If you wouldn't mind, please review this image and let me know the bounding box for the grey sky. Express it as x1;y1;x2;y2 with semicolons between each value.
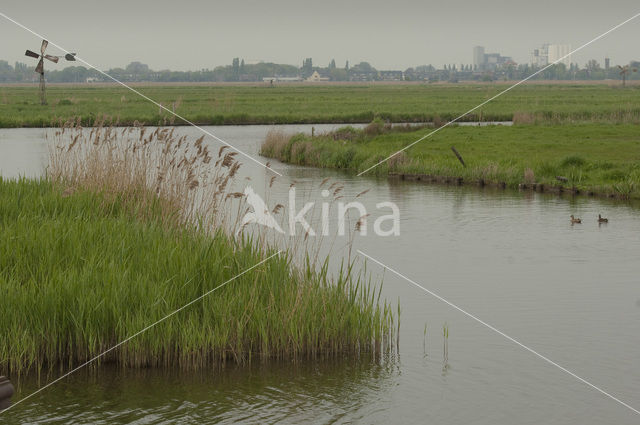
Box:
1;0;638;71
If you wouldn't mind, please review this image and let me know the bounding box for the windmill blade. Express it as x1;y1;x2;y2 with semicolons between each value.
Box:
64;53;76;61
44;54;59;63
25;49;40;59
35;58;44;74
40;39;48;54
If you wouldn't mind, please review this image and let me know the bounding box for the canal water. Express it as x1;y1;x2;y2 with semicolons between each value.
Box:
1;125;639;424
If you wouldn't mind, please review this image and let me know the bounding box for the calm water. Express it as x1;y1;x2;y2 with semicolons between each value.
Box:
1;125;639;424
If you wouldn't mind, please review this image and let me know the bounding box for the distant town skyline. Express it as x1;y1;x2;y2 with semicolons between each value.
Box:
1;0;638;72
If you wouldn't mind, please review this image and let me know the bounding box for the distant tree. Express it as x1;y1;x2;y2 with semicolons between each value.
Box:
503;63;516;80
586;59;600;71
126;61;149;74
232;58;240;81
351;62;375;73
329;59;336;69
328;68;348;81
125;61;150;81
403;67;414;81
345;60;349;71
0;60;13;82
15;61;30;74
302;58;313;77
49;66;91;83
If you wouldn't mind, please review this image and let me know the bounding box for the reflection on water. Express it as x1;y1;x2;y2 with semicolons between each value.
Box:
7;358;398;425
0;128;50;178
1;125;640;424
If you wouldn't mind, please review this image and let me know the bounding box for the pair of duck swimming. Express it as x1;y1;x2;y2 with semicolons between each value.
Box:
570;214;608;224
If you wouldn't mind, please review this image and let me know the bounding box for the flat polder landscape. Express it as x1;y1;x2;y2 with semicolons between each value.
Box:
3;82;640;198
1;80;640;424
1;82;639;127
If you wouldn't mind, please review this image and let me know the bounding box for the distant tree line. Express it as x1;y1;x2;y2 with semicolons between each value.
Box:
0;57;637;84
405;61;640;83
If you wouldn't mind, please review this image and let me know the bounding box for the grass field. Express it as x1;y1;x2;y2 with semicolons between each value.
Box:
260;123;640;199
1;83;640;127
0;124;395;375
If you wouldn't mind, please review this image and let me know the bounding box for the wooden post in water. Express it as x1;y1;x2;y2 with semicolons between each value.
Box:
450;146;466;168
0;376;14;410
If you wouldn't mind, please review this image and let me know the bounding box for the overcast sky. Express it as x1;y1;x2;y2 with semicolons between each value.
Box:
1;0;638;71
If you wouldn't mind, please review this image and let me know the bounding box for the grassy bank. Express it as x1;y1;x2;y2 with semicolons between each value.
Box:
261;123;640;199
0;124;394;375
1;83;640;127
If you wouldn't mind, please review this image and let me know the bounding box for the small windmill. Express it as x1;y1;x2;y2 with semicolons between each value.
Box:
24;40;76;105
618;65;637;88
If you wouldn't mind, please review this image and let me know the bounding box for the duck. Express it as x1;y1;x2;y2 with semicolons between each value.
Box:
0;375;14;410
598;214;608;223
570;215;582;224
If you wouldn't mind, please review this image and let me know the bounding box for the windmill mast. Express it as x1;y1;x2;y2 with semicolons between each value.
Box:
24;40;76;105
39;73;46;105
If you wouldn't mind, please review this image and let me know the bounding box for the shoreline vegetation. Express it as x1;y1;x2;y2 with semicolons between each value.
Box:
260;121;640;200
1;83;640;128
0;121;395;375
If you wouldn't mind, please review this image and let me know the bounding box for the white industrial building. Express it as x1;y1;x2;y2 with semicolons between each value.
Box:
532;44;572;67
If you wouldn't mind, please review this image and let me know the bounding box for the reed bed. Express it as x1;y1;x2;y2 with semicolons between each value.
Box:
48;117;251;235
0;120;395;375
512;109;640;125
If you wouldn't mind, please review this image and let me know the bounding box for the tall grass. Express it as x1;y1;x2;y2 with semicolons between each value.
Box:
48;117;243;233
0;120;395;375
512;109;640;125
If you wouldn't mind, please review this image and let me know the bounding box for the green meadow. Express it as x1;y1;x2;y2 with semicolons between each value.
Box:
1;83;640;127
260;123;640;199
